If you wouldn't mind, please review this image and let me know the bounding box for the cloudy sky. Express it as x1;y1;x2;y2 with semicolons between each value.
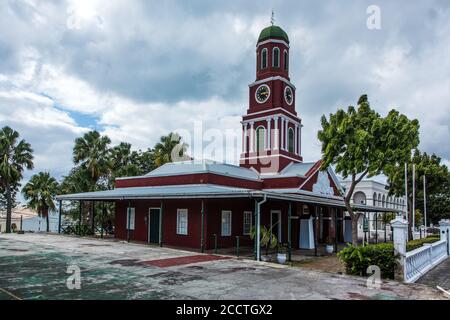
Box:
1;0;449;191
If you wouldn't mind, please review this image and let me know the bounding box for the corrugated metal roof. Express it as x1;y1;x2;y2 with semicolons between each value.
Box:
116;160;261;181
260;162;316;178
56;184;254;201
56;183;400;213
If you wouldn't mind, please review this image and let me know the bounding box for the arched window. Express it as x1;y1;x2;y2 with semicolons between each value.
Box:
288;127;294;153
373;192;377;206
256;126;265;152
261;48;268;69
378;194;381;207
354;191;366;205
382;195;386;207
284;50;288;71
272;47;280;68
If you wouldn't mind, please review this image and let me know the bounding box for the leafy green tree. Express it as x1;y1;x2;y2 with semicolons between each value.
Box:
153;132;190;167
386;149;450;225
318;95;419;245
22;172;59;232
0;126;34;233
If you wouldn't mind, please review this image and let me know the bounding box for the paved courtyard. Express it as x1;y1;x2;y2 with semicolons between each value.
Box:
0;233;446;300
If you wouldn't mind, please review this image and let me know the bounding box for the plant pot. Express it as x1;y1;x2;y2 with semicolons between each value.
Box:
277;253;287;264
325;244;334;254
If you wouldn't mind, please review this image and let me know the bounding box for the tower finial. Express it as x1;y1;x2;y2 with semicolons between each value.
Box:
271;9;275;26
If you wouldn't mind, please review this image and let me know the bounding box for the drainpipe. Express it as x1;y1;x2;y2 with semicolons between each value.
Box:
256;193;267;262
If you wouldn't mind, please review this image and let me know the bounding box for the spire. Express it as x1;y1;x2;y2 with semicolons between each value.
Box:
271;9;275;26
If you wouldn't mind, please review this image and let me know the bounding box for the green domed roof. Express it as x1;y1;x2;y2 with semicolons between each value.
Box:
258;25;289;44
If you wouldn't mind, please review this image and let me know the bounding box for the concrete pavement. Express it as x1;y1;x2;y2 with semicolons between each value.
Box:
0;233;446;300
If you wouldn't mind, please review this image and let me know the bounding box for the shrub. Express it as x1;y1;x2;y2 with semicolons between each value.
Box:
406;235;440;252
337;243;397;279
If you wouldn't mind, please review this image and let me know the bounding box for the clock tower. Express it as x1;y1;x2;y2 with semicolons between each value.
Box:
240;25;303;174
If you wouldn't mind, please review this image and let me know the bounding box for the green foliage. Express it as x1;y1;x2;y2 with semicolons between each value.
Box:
317;95;419;245
22;172;59;232
153;132;190;167
250;225;278;255
386;149;450;224
337;243;398;279
0;126;34;233
406;235;440;252
73;130;112;184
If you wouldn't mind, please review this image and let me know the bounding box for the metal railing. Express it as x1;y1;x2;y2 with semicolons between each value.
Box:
404;239;448;283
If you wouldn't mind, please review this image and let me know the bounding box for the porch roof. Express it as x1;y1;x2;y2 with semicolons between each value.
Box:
56;184;255;201
56;184;401;213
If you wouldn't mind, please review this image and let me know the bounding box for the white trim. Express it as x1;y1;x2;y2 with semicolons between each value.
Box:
261;48;268;70
257;39;289;48
249;122;255;153
255;84;270;104
241;153;302;162
243;107;302;122
249;76;296;90
176;209;188;235
255;125;266;152
272;47;280;68
294;124;298;155
280;118;285;151
274;116;279;150
288;127;295;153
283;49;289;71
221;210;232;236
284;86;293;105
148;207;160;243
266;118;271;150
243;211;252;235
242;112;301;127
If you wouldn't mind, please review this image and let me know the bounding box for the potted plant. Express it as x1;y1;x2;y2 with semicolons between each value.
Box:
250;225;278;261
276;243;288;264
325;236;334;254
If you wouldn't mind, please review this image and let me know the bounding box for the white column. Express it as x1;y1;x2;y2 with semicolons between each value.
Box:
298;124;302;155
294;124;298;155
391;217;408;281
243;123;248;153
249;122;254;153
284;118;289;151
266;118;271;150
274;117;279;150
280;118;285;150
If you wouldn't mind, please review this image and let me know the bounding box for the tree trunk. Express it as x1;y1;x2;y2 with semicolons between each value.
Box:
344;198;360;246
351;216;359;246
44;206;50;232
5;183;12;233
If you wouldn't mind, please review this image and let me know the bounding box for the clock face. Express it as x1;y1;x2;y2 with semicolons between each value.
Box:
255;84;270;103
284;86;293;105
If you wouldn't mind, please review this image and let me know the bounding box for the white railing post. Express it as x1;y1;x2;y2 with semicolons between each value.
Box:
391;217;408;281
439;219;450;256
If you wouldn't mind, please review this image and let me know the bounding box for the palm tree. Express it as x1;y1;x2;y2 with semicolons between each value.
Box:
0;126;34;233
22;172;59;232
153;132;190;167
73;130;111;187
73;131;111;227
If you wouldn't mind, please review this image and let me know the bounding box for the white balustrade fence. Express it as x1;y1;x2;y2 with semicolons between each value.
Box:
404;239;448;283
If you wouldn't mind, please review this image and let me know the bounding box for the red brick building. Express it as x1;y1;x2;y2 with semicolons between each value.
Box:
57;25;386;259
